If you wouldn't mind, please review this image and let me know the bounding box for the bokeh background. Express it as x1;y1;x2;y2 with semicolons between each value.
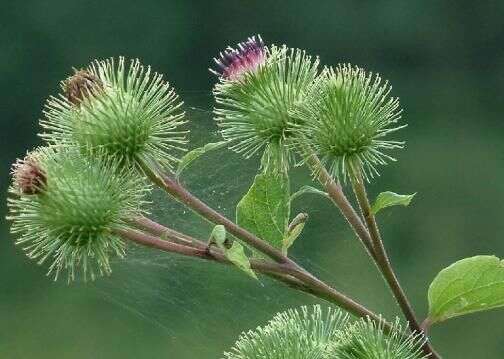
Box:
2;1;504;358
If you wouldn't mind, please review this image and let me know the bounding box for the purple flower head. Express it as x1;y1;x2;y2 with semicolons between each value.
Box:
212;35;266;81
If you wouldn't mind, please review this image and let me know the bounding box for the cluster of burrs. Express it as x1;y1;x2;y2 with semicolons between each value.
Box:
8;57;183;281
6;34;433;359
7;35;404;280
212;35;403;180
224;305;427;359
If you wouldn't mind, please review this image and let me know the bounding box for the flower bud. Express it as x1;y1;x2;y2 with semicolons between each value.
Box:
212;36;319;171
224;305;348;359
212;35;266;81
41;57;187;170
327;318;427;359
7;147;149;282
296;64;405;182
11;153;47;195
62;69;103;105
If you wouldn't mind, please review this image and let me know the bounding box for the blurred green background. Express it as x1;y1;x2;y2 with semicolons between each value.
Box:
2;1;504;358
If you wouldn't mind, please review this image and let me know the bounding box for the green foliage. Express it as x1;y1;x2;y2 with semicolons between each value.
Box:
291;185;330;202
210;224;227;244
225;242;258;280
295;64;405;182
7;147;148;282
41;57;187;170
282;212;308;254
327;318;427;359
210;225;257;280
427;255;504;324
371;191;415;215
223;305;349;359
213;43;319;170
176;141;227;177
236;170;290;251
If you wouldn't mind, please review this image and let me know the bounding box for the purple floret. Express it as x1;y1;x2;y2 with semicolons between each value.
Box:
213;35;266;80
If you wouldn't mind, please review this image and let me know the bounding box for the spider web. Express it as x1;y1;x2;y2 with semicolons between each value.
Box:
89;98;368;358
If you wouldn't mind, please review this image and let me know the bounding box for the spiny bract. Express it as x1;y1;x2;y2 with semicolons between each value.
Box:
41;57;187;170
223;305;349;359
295;64;405;183
326;318;427;359
213;36;319;172
7;147;149;282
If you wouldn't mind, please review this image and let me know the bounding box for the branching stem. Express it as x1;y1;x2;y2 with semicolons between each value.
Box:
303;152;376;258
350;170;420;328
137;160;390;325
115;224;388;328
140;160;288;264
139;158;439;357
350;171;440;358
304;152;440;358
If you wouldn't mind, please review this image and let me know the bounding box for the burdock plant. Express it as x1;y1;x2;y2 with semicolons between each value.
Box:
7;36;504;358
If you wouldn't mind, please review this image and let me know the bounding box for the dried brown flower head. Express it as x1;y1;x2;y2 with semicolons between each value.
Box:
12;154;47;195
62;69;103;105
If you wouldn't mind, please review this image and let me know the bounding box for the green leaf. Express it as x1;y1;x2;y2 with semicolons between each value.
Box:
210;225;227;246
210;225;257;280
225;242;258;280
427;255;504;324
236;171;290;250
176;141;227;177
282;213;308;254
290;185;329;202
370;191;416;215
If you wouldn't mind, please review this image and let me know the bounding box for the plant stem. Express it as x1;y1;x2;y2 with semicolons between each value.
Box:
350;170;439;358
138;160;437;354
115;227;289;275
350;172;420;329
124;222;306;289
131;216;204;248
140;160;288;264
115;225;388;328
303;153;439;357
303;153;376;258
